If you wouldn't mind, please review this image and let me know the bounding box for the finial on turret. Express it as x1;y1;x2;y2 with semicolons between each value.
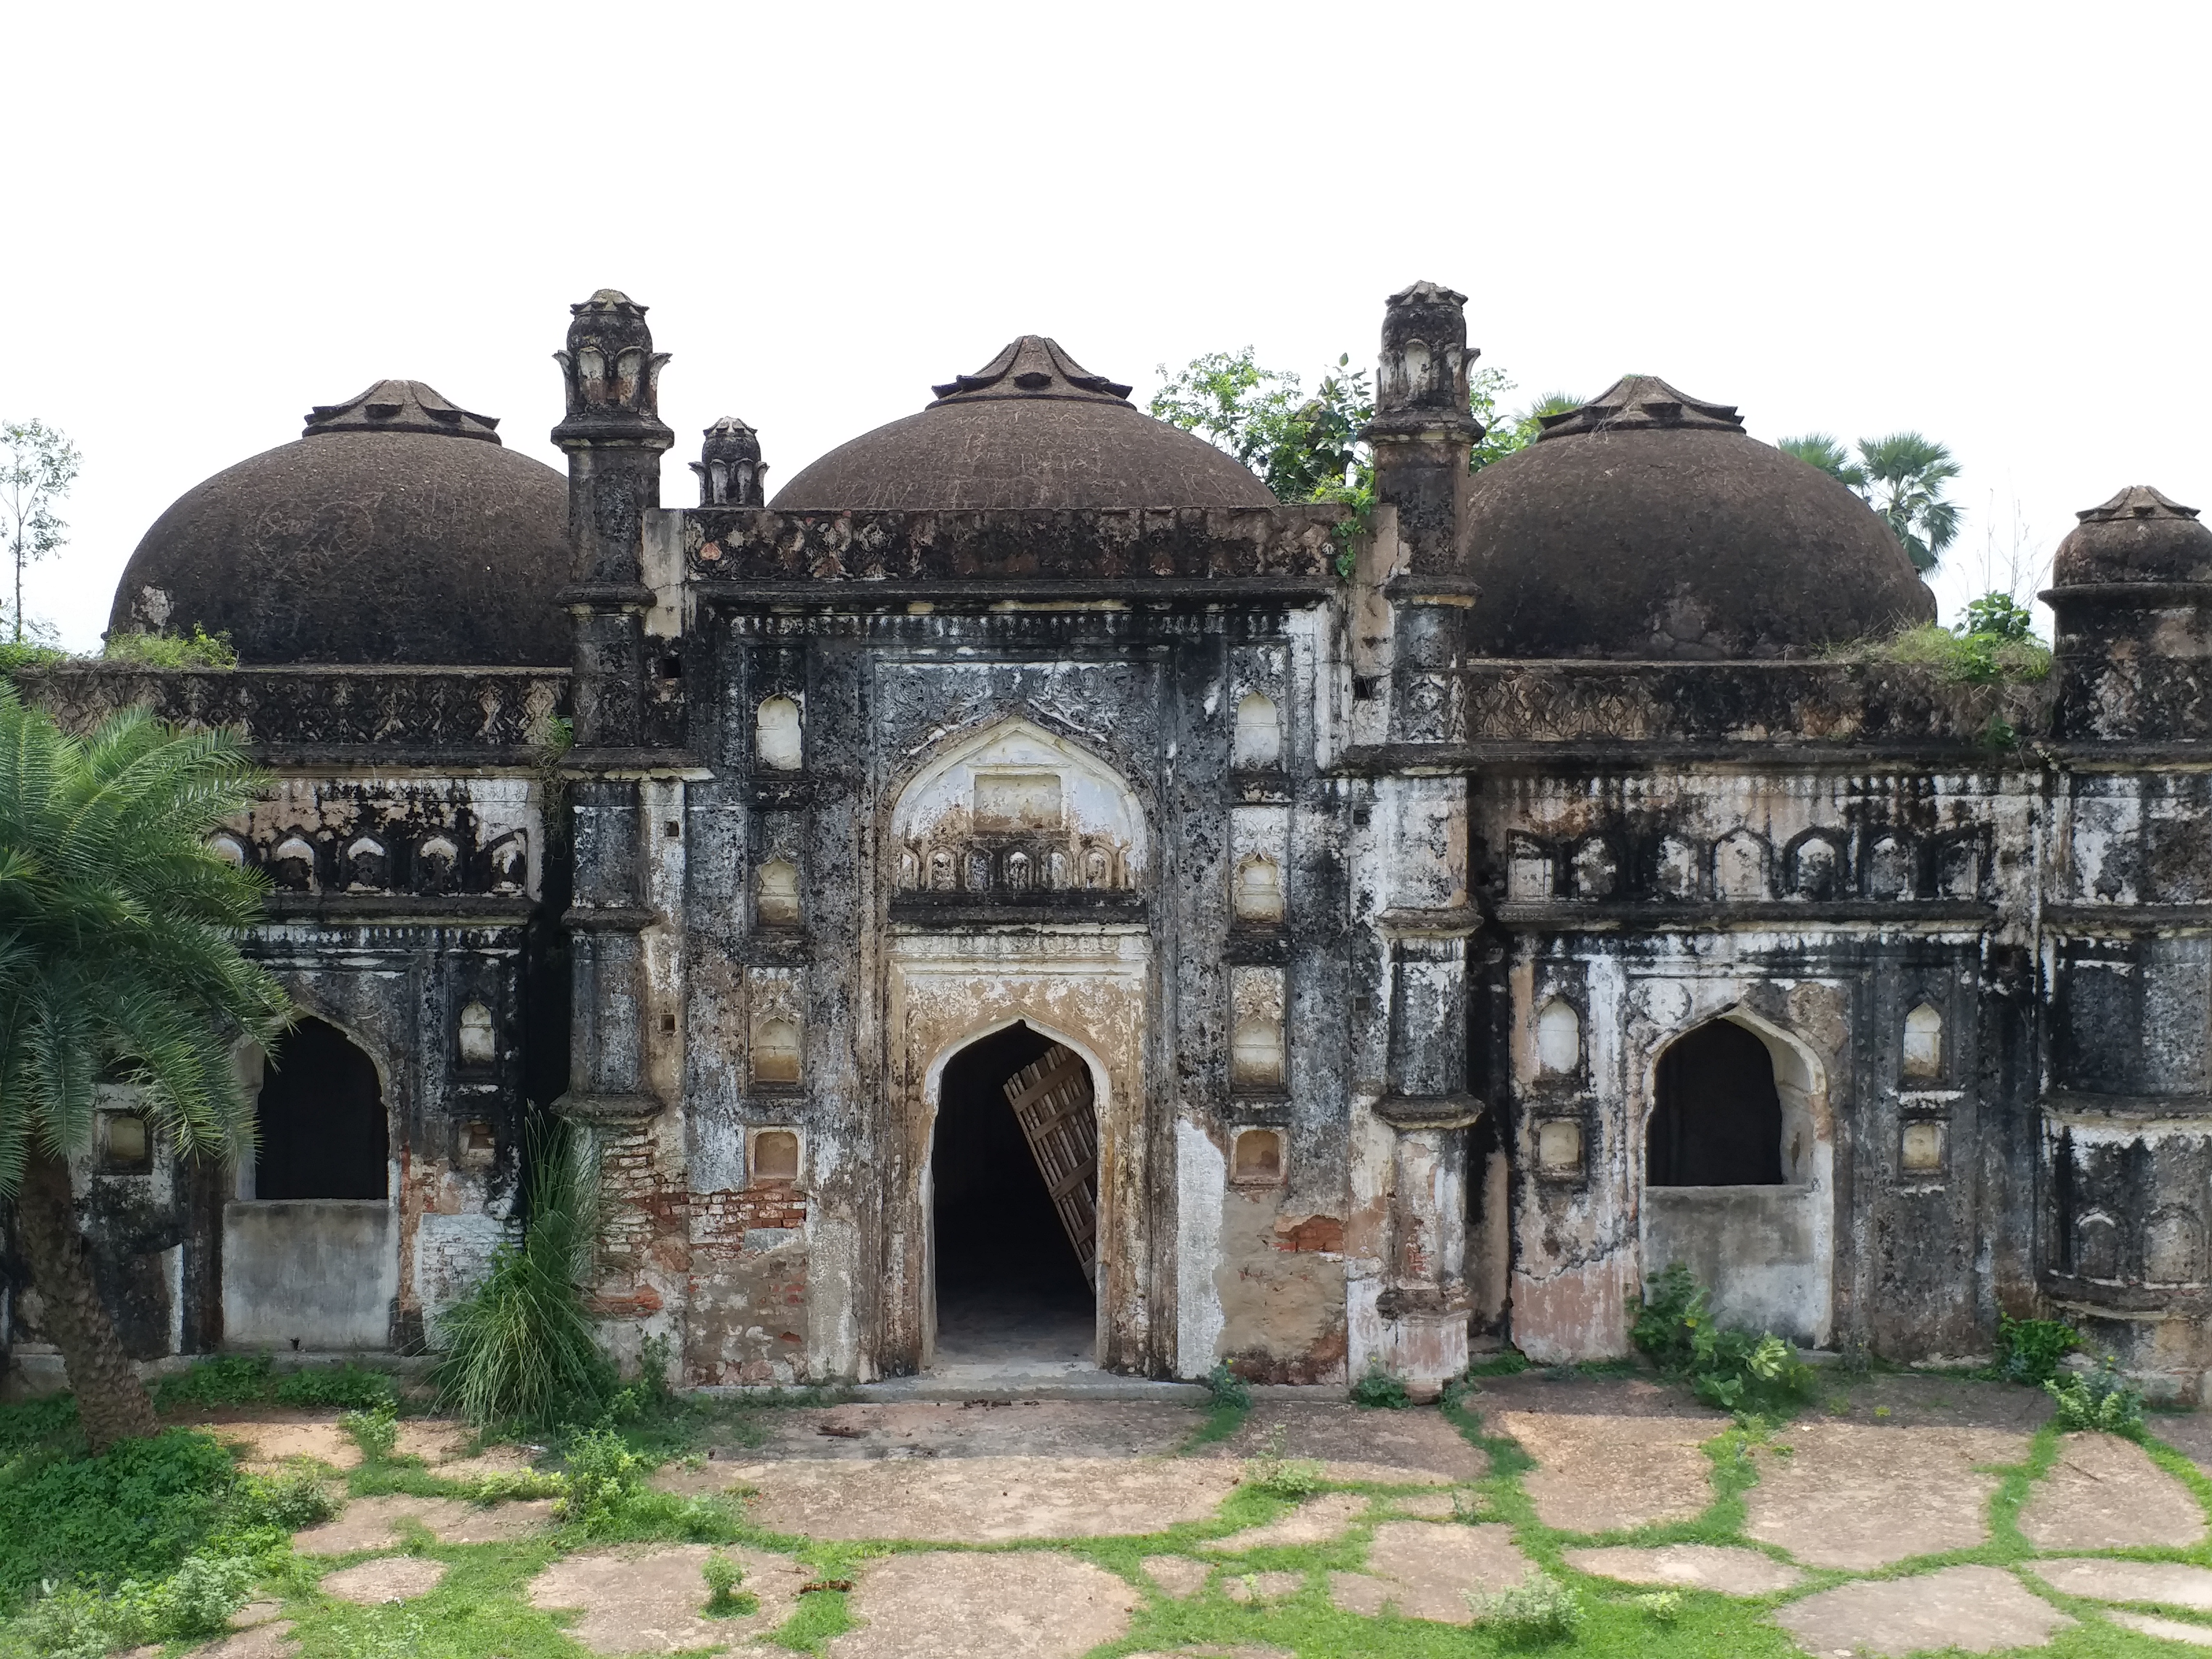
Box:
552;288;673;448
1367;280;1480;440
692;416;767;507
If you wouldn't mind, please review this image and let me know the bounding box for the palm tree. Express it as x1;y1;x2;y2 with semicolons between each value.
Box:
1779;433;1868;492
0;685;289;1450
1856;432;1961;573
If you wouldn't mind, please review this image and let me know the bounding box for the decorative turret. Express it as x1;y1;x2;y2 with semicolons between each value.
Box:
692;416;768;507
2047;486;2212;741
553;289;673;445
1358;281;1480;746
1369;280;1480;442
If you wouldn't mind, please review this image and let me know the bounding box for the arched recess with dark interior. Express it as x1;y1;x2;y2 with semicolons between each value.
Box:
1648;1021;1784;1187
255;1018;389;1199
929;1021;1099;1368
1639;1013;1834;1347
221;1017;401;1352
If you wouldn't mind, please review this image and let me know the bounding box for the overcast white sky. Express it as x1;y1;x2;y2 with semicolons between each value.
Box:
7;1;2207;649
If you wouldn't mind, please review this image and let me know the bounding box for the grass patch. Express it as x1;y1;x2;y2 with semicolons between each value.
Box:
761;1584;855;1653
152;1354;401;1413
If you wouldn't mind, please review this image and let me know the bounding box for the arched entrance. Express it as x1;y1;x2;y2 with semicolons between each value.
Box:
930;1021;1099;1370
1640;1012;1833;1346
223;1017;399;1350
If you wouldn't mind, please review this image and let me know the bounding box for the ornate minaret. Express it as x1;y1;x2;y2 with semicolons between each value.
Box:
1342;282;1486;1395
552;290;676;1131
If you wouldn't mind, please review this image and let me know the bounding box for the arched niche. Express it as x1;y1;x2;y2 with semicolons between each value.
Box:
757;857;801;927
889;717;1147;895
1233;692;1283;770
756;695;803;770
457;1001;497;1068
1903;1002;1943;1079
1639;1006;1834;1347
1233;855;1284;923
1535;998;1581;1076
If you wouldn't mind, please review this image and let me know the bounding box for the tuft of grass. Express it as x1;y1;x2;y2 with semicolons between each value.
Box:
434;1117;616;1432
1466;1349;1531;1378
1240;1425;1324;1499
101;626;238;668
762;1584;854;1654
1841;621;2052;685
1466;1566;1584;1642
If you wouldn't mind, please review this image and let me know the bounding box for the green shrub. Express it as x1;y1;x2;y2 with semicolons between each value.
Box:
339;1403;399;1463
154;1354;276;1410
1634;1589;1684;1623
1995;1316;2080;1385
1466;1567;1584;1642
556;1427;646;1529
2045;1356;2145;1434
231;1467;337;1531
701;1549;756;1616
0;1429;237;1610
0;1547;259;1659
1202;1361;1251;1411
276;1364;397;1410
435;1117;616;1431
1350;1357;1412;1409
1631;1264;1815;1412
101;627;238;668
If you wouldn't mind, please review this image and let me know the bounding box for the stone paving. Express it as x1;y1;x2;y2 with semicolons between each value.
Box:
1743;1420;2027;1568
2018;1429;2208;1549
157;1374;2212;1658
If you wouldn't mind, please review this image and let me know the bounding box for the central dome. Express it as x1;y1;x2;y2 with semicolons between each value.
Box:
770;336;1276;512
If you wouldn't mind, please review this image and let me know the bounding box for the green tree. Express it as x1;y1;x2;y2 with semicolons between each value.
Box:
1153;352;1578;499
1859;431;1961;573
1778;433;1867;491
1779;430;1960;573
1471;374;1581;471
0;420;81;645
0;685;289;1450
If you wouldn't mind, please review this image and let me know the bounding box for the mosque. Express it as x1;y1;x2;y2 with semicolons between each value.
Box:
6;280;2211;1400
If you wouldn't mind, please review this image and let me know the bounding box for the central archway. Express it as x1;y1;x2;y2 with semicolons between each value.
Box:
1639;1010;1834;1347
929;1021;1099;1370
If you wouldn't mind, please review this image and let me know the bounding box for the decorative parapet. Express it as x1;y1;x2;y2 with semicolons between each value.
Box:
13;664;569;764
1443;659;2056;753
684;505;1348;592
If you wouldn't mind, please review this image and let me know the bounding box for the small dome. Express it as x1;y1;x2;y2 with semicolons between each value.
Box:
771;336;1275;512
1465;376;1935;659
109;380;569;665
2053;486;2212;586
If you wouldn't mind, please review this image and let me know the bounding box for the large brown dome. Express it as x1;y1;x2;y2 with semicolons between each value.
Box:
1466;377;1935;660
109;380;570;665
2053;486;2212;586
771;336;1275;512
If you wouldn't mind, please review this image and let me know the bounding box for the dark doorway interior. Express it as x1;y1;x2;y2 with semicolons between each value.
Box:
1648;1019;1784;1187
256;1017;389;1200
932;1021;1094;1367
